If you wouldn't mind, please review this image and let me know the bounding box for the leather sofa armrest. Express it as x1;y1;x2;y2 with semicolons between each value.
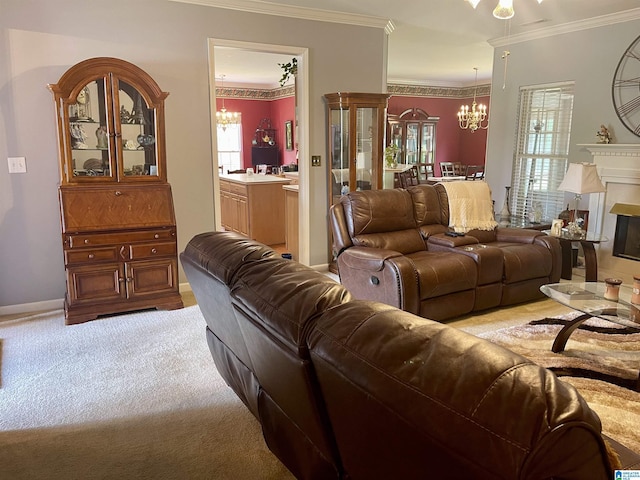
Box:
533;234;562;282
428;233;479;249
337;247;420;314
329;203;353;257
495;227;542;244
338;246;403;272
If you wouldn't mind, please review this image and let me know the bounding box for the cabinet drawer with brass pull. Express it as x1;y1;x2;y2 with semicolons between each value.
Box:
66;229;175;248
129;242;176;260
65;247;118;265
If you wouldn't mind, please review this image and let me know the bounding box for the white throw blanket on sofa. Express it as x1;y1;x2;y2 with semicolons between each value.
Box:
442;181;498;233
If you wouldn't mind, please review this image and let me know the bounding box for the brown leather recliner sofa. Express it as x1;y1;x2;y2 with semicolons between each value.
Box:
180;231;639;480
330;183;562;321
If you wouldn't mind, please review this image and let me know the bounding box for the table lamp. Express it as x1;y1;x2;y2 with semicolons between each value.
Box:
557;162;605;235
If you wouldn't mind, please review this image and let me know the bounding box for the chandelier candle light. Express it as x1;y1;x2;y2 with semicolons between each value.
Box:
216;74;240;131
458;67;488;132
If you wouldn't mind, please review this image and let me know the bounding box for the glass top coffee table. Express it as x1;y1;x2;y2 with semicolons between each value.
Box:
541;282;639;390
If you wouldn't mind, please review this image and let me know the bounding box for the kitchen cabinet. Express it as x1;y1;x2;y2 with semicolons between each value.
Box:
219;173;291;245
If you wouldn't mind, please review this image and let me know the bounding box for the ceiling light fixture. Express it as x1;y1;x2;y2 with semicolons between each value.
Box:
216;74;240;131
493;0;515;19
458;67;488;132
466;0;544;19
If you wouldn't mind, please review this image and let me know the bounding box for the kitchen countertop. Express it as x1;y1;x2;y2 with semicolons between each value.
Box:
220;173;291;184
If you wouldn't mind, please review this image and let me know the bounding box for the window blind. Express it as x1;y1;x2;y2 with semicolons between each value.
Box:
217;119;243;174
511;83;574;222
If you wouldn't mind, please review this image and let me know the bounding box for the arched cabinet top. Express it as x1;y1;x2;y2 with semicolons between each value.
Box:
48;57;168;108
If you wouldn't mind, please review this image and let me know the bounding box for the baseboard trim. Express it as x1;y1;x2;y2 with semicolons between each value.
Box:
1;285;194;317
0;298;64;317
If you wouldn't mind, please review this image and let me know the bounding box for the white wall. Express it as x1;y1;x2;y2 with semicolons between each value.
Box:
485;20;640;213
0;0;387;308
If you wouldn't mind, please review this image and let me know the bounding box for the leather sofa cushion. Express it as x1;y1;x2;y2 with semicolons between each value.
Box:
406;251;477;299
183;231;276;283
342;189;416;234
466;228;497;243
232;256;353;349
407;184;445;226
309;300;608;479
497;243;554;283
341;189;425;254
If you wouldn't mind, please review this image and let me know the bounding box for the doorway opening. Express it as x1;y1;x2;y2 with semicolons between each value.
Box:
207;38;309;265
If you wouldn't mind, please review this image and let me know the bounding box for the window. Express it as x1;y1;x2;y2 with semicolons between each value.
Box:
217;119;242;174
511;83;575;222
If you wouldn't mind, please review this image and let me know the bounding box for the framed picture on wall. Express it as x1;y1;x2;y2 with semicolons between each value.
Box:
285;120;293;151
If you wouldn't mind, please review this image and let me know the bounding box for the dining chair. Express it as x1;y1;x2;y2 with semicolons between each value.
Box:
398;166;420;188
417;162;435;181
440;162;456;177
465;165;485;180
453;162;467;176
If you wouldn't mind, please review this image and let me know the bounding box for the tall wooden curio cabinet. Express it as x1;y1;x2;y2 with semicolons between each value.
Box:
387;108;438;181
324;92;390;269
49;57;183;324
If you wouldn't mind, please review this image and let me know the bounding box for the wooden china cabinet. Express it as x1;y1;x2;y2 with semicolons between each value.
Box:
49;57;183;325
324;92;390;270
386;108;438;181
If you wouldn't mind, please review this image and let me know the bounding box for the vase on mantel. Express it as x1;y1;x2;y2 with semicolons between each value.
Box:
499;186;512;224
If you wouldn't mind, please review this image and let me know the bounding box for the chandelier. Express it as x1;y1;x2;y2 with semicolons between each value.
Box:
216;74;240;131
466;0;544;20
458;68;488;132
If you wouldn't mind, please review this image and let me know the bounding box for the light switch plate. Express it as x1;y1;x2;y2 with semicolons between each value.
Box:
311;155;321;167
8;157;27;173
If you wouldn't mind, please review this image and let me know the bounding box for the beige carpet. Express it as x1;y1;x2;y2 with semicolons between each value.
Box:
1;306;638;478
0;306;294;480
477;312;640;452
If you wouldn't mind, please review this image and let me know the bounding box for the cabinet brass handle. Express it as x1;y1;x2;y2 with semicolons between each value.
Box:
84;239;90;244
151;248;157;254
88;254;95;259
114;191;122;196
154;234;160;239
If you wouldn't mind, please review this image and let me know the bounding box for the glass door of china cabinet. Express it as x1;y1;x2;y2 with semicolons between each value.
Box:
49;58;167;184
324;92;389;271
386;108;438;181
324;92;389;206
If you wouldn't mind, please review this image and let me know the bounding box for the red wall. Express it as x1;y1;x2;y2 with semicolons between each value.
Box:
220;93;488;174
388;95;489;176
216;96;296;169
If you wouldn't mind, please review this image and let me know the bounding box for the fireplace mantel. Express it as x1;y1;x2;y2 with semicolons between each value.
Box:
580;143;640;282
577;143;640;156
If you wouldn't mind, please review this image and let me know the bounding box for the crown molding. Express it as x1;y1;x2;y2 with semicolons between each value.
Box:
169;0;394;34
489;7;640;47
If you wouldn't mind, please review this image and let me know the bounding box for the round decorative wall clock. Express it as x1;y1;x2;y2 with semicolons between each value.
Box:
612;34;640;137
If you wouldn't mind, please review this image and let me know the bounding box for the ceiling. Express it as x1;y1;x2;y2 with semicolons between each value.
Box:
184;0;640;89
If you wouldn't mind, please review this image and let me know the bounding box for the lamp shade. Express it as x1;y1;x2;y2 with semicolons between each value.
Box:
557;163;606;195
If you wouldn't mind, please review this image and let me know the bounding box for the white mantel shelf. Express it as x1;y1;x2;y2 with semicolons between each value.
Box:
577;143;640;156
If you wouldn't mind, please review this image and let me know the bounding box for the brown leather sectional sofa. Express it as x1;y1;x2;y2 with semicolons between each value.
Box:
330;183;563;321
180;231;639;479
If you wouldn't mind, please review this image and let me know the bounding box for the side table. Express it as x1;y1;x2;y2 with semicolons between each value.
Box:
542;230;608;282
